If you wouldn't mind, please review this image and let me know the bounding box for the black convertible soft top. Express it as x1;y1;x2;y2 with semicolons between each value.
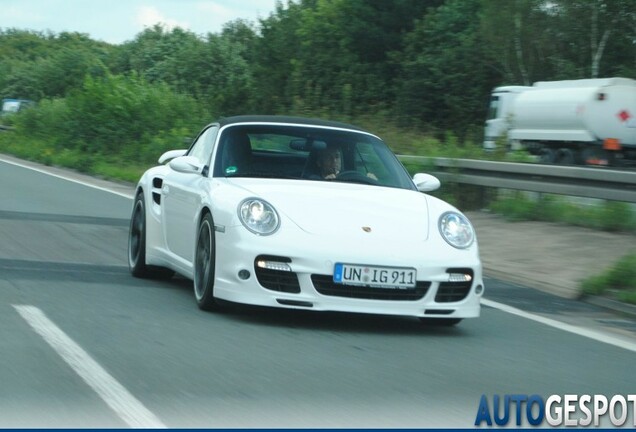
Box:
217;115;368;132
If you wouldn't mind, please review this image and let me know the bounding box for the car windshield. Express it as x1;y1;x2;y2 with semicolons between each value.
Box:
212;124;416;190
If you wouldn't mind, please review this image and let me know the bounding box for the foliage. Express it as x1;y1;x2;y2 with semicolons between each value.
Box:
489;192;636;233
2;73;210;174
581;253;636;305
2;1;636;136
547;0;636;78
480;0;554;84
111;24;255;116
0;30;111;100
396;0;497;137
288;0;439;116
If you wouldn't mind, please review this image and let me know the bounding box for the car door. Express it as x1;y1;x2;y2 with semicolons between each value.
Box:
162;125;218;263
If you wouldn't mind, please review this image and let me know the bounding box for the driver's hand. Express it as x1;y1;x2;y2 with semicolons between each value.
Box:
324;173;337;180
367;172;378;180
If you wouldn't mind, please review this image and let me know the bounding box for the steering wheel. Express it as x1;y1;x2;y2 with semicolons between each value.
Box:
335;170;378;185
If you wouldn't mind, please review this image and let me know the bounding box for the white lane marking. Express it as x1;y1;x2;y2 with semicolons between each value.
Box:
13;305;166;428
482;298;636;353
0;156;135;199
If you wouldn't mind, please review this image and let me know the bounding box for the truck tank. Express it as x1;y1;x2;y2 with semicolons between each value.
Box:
494;78;636;165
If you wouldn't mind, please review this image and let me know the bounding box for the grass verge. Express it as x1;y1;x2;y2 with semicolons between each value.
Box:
489;191;636;233
580;254;636;305
489;191;636;304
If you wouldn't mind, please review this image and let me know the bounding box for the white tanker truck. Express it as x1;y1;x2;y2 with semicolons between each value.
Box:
484;77;636;166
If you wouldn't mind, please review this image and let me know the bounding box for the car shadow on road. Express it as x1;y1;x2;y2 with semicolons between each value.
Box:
214;303;472;336
154;276;475;336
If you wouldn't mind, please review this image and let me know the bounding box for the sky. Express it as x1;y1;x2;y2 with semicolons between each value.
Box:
0;0;281;44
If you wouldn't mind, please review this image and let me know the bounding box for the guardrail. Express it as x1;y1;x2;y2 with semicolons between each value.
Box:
397;156;636;203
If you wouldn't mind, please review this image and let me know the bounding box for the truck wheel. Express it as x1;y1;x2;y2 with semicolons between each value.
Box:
556;148;575;165
538;148;556;164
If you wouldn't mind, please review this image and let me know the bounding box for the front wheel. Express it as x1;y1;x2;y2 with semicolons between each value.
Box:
194;213;221;311
538;148;557;164
556;148;576;165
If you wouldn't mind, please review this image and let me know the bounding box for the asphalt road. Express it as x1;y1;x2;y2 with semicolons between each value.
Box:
0;156;634;428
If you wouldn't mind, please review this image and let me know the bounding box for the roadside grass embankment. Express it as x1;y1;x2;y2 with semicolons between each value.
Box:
489;191;636;306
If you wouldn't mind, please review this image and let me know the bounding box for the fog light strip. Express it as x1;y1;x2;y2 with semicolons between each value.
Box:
256;260;292;272
448;273;472;282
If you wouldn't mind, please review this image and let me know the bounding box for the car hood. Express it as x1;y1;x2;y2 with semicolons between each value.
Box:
227;179;430;241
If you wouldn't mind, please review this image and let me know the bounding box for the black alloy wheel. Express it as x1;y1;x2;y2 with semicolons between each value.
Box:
128;191;174;279
194;213;220;311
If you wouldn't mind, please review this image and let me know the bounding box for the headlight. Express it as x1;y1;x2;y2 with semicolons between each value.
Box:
438;211;474;249
238;198;280;235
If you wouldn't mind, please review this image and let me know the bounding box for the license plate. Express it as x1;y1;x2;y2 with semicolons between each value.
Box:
333;263;417;289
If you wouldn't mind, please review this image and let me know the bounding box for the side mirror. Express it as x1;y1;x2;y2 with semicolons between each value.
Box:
158;149;187;164
413;173;441;192
169;156;204;174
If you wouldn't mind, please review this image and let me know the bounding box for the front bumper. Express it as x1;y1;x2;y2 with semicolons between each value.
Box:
212;225;483;319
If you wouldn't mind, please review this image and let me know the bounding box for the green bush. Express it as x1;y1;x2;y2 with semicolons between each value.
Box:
581;274;610;296
489;193;636;233
595;201;635;232
2;72;211;177
489;191;537;221
581;253;636;304
15;98;71;143
62;73;208;158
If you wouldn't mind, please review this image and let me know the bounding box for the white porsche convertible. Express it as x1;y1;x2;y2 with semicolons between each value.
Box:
128;116;483;325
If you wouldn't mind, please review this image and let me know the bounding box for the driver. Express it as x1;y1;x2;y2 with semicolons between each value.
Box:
316;146;342;179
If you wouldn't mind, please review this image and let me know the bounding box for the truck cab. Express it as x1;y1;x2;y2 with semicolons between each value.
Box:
483;86;531;151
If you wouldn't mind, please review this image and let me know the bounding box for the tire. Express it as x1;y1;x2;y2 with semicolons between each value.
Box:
538;148;557;164
128;192;174;279
556;148;575;165
194;213;220;311
419;318;462;327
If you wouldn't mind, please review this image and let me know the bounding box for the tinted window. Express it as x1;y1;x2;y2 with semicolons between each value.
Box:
487;95;500;120
212;125;415;190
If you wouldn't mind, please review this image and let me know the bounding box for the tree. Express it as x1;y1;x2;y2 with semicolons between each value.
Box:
396;0;496;135
0;31;110;100
480;0;636;83
480;0;556;85
547;0;636;78
251;0;306;114
249;0;442;116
